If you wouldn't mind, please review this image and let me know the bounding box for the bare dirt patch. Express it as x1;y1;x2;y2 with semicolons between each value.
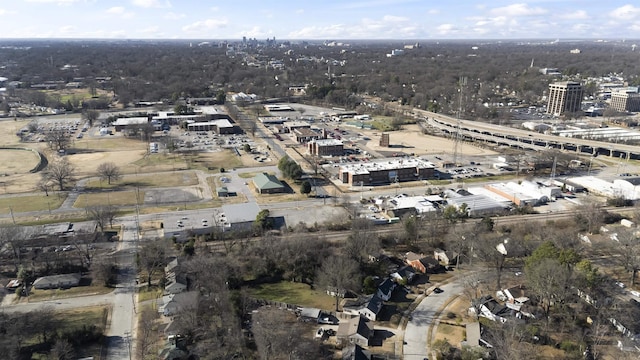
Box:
362;124;498;157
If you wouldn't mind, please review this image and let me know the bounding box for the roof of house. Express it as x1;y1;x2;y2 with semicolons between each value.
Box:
365;295;383;315
253;172;285;191
33;273;81;286
466;322;481;347
299;307;322;319
393;265;416;279
338;316;372;339
377;278;396;295
342;344;371;360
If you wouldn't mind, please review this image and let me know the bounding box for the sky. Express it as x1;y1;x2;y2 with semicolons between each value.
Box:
0;0;640;40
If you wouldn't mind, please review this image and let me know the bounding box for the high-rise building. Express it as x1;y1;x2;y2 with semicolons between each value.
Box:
546;81;583;116
610;88;640;112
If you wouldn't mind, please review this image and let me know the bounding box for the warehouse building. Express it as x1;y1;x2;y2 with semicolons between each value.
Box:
339;157;435;186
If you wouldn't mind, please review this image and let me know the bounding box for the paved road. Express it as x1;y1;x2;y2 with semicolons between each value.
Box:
105;220;139;360
403;280;464;360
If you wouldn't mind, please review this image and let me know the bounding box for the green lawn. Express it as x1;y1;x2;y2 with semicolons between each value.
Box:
0;194;66;214
247;281;336;310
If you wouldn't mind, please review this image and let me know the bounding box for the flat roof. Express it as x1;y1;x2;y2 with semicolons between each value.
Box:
221;202;261;224
340;157;435;175
113;117;148;126
187;119;233;128
314;138;343;146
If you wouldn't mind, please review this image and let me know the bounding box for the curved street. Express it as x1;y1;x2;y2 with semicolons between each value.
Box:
403;278;465;360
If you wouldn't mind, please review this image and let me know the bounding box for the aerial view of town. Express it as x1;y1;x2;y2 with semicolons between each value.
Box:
2;1;640;360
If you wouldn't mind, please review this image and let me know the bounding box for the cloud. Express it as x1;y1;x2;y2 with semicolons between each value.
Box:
107;7;125;14
24;0;78;3
610;5;640;20
182;19;229;33
339;0;421;10
0;9;6;16
295;9;304;14
490;3;547;17
164;12;186;20
106;6;134;19
427;9;440;15
436;23;457;35
558;10;588;20
131;0;171;8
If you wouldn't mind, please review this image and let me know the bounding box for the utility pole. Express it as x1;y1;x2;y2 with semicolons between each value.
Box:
453;76;466;166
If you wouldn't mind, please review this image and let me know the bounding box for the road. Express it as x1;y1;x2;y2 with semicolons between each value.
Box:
403;280;465;360
104;219;139;360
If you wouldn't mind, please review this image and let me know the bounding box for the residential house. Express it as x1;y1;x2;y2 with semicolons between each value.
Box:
405;252;443;274
376;278;397;301
358;295;384;321
158;291;198;316
609;299;640;340
298;307;322;322
434;249;459;266
470;295;510;323
164;258;188;295
390;265;417;284
337;316;373;348
32;273;81;290
342;344;372;360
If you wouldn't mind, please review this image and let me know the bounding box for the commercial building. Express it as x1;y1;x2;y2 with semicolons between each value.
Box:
252;173;285;194
610;88;640;113
292;127;321;143
308;138;344;156
339;157;435;186
186;119;241;134
546;81;583;116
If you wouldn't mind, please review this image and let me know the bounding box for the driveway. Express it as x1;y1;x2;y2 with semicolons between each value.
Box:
403;280;464;360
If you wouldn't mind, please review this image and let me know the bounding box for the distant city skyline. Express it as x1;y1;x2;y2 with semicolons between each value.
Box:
1;1;640;40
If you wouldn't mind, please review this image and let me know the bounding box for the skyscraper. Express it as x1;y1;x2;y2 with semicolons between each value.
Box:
546;81;583;116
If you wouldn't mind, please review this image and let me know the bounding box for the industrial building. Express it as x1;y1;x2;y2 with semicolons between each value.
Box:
484;181;560;207
339;157;435;186
186;119;241;134
546;81;583;116
444;189;508;216
308;138;344;156
252;173;286;194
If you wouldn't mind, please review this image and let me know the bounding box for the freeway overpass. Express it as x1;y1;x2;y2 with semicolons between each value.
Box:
417;110;640;160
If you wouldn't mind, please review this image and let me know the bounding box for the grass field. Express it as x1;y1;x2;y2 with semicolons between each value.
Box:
0;194;66;214
247;281;336;310
74;190;145;207
28;284;113;302
85;170;198;189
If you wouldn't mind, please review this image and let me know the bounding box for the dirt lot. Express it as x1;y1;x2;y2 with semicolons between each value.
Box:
363;124;498;157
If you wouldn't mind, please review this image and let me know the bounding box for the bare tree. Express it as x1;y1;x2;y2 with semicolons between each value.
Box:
82;109;99;127
42;158;76;191
50;339;75;360
575;198;605;234
316;255;361;311
0;225;26;273
345;218;380;264
45;129;71;152
88;205;117;232
37;178;53;196
136;306;158;359
617;229;640;286
253;307;323;360
96;162;122;185
138;240;166;287
525;257;572;324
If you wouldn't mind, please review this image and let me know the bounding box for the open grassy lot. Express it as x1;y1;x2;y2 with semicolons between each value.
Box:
247;281;336;310
74;190;145;207
0;194;65;214
0;148;40;174
27;284;113;302
54;305;110;332
85;170;198;189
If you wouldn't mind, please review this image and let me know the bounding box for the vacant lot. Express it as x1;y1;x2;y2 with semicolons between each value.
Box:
86;171;198;189
0;194;65;215
364;124;498;157
0;148;40;175
247;281;336;310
